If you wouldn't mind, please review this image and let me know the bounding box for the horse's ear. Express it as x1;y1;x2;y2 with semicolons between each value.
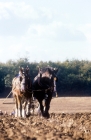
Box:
19;66;23;72
54;68;58;73
37;66;40;72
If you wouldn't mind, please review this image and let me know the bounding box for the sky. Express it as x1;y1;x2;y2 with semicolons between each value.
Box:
0;0;91;63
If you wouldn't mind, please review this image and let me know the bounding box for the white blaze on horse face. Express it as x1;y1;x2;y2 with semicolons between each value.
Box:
42;72;52;79
20;78;25;92
19;71;22;77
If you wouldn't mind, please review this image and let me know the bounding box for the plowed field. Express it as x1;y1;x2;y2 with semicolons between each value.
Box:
0;97;91;140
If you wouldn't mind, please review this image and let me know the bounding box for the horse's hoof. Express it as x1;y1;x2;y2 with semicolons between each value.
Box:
26;113;30;117
43;113;50;118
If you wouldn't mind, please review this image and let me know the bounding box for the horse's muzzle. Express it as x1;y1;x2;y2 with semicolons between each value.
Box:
21;89;25;92
20;84;25;92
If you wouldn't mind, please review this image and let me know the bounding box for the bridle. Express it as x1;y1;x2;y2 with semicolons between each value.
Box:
19;67;31;93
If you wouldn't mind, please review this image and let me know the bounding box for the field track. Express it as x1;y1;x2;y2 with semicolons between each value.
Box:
0;97;91;114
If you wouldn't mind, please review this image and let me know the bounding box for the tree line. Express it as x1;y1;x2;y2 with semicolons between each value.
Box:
0;58;91;97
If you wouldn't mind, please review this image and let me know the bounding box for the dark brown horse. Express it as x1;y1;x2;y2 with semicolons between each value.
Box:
32;66;58;118
12;67;32;117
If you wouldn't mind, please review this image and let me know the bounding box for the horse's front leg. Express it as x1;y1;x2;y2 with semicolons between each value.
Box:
44;93;52;118
38;100;44;117
15;96;18;117
22;100;27;118
18;96;22;117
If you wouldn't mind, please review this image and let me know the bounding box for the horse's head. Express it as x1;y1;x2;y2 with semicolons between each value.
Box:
19;66;31;92
39;66;58;80
37;66;58;89
48;67;58;81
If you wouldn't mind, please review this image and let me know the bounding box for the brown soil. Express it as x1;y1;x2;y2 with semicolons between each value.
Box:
0;97;91;140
